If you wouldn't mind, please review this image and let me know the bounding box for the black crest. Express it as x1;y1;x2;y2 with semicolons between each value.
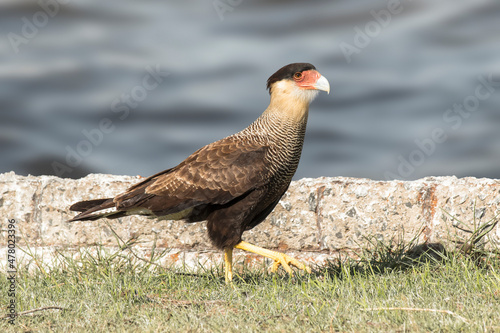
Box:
266;63;316;93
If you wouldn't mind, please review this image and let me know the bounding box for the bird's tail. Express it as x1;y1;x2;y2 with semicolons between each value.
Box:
68;198;125;221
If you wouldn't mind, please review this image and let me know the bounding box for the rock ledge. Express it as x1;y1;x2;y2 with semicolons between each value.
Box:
1;172;499;269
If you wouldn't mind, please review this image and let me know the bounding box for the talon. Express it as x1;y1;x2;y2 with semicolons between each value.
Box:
269;261;281;273
268;253;311;275
269;254;292;274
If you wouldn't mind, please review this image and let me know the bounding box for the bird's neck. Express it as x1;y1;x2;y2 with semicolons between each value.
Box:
263;92;310;124
241;94;309;147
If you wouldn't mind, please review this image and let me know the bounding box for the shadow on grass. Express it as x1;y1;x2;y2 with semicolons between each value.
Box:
315;238;449;280
315;203;500;280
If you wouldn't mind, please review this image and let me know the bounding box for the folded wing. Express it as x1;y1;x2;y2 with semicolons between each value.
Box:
70;136;271;221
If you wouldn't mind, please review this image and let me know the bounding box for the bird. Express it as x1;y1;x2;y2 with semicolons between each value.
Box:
69;63;330;283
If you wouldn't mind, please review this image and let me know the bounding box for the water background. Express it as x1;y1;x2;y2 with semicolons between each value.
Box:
1;0;499;181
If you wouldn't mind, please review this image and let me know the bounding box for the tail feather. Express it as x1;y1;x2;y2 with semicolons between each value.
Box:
69;198;111;212
68;198;122;222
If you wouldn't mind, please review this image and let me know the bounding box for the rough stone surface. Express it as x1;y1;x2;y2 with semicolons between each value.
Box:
1;172;499;270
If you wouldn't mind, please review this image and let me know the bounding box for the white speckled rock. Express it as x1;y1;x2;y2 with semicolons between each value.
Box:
1;172;499;270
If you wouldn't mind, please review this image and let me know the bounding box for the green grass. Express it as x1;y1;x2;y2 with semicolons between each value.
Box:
1;235;500;333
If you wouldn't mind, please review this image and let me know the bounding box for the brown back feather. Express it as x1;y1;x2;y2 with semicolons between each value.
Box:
113;136;271;216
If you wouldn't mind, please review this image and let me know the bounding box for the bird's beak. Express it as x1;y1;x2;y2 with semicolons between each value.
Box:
314;75;330;94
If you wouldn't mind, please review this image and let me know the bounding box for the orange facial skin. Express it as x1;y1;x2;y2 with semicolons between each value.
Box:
293;70;321;90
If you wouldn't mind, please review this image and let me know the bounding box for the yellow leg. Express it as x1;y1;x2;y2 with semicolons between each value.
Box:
224;247;233;283
234;241;311;275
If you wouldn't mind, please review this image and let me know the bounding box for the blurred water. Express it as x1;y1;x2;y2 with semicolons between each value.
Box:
1;0;499;181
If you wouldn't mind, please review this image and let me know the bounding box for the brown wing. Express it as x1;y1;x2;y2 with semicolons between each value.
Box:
114;136;271;215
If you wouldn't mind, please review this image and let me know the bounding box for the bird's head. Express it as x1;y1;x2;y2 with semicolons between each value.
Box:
267;63;330;104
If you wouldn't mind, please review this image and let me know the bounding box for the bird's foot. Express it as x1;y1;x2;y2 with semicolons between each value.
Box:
268;252;312;275
234;241;311;277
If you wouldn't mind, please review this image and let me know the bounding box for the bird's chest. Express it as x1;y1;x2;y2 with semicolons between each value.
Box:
250;118;307;200
264;139;304;196
268;125;305;174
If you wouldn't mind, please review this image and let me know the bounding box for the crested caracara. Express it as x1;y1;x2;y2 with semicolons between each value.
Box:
69;63;330;283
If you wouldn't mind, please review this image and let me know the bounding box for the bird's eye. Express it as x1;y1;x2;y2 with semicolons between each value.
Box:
293;72;303;80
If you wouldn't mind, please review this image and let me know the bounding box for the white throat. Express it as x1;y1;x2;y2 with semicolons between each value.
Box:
272;80;319;104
